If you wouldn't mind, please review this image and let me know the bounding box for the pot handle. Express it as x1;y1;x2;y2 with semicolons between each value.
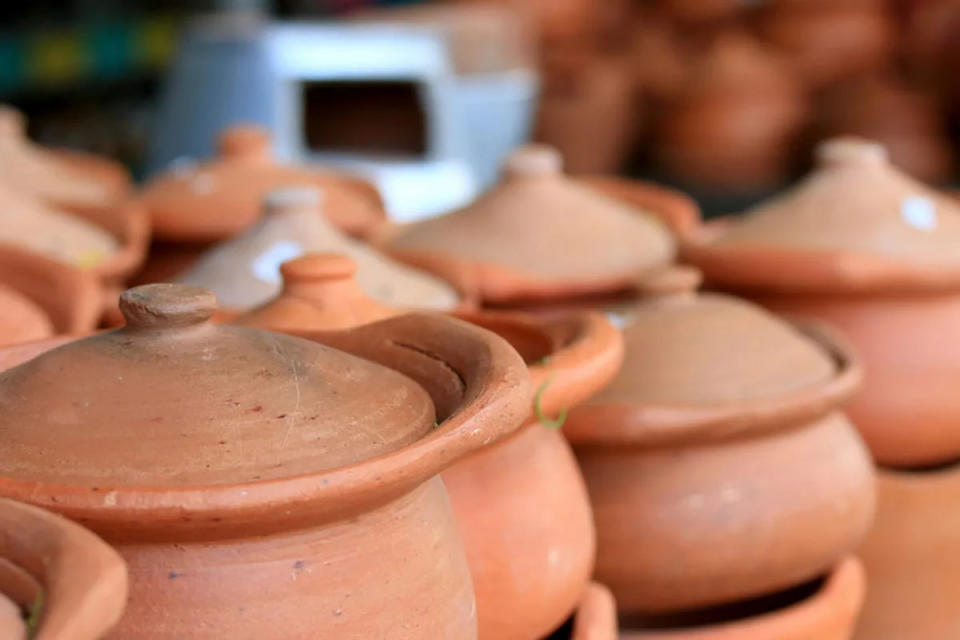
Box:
298;312;531;466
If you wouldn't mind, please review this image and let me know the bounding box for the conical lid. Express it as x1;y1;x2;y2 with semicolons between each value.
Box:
235;254;399;331
708;138;960;268
587;291;835;408
0;284;435;487
177;188;462;311
386;145;676;302
138;125;386;242
0;284;53;345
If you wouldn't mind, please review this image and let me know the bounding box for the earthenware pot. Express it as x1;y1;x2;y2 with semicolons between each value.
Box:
564;286;874;615
545;583;618;640
235;252;624;640
654;33;808;191
137;125;386;243
384;145;678;306
535;52;636;174
620;556;864;640
0;497;128;640
0;284;52;345
682;138;960;467
0;283;530;639
0;106;131;214
177;187;468;312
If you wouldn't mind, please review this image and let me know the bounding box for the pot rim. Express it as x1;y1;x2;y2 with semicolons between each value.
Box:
681;217;960;295
0;314;530;539
563;319;862;448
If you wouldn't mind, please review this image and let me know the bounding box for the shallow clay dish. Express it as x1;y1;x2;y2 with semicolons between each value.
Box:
138;124;386;243
384;145;677;305
564;285;874;615
0;283;530;639
0;497;128;640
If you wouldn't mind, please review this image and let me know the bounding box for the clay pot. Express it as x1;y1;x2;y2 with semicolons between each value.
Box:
177;187;467;312
628;16;693;105
384;145;679;306
535;52;636;175
563;286;875;615
620;556;864;639
546;583;618;640
235;252;625;640
451;0;604;48
654;33;809;192
138;124;386;243
0;285;52;345
0;283;530;638
756;1;897;90
0;497;128;640
0;105;130;213
682;138;960;467
816;74;954;183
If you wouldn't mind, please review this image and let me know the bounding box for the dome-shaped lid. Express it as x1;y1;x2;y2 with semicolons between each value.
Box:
138;125;386;242
690;138;960;291
386;144;676;303
0;284;53;345
0;283;435;487
235;253;399;331
177;187;463;311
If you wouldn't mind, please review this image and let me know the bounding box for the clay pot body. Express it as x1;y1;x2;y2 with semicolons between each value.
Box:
621;556;864;640
0;497;128;640
535;53;636;174
0;285;531;639
853;466;960;639
0;284;52;345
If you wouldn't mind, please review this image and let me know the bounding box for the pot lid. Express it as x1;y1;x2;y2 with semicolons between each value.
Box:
177;187;462;311
708;138;960;266
0;283;435;487
589;289;835;408
235;253;399;331
0;284;52;345
0;182;119;269
138;125;386;242
386;145;676;302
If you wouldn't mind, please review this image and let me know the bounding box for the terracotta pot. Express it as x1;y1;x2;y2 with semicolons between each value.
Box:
0;284;52;345
564;287;874;615
682;138;960;467
384;145;678;305
654;33;808;191
547;582;618;640
0;105;130;213
177;187;468;312
130;240;211;286
853;465;960;639
0;283;531;639
535;52;636;175
0;497;128;640
756;1;897;90
620;556;864;639
450;0;601;48
628;16;692;105
137;124;386;243
235;252;624;640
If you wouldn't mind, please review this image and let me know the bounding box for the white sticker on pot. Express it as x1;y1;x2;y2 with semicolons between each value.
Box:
251;241;303;284
901;196;937;231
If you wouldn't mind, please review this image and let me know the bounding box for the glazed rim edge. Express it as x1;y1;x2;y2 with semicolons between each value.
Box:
679;218;960;295
562;319;862;449
0;315;531;540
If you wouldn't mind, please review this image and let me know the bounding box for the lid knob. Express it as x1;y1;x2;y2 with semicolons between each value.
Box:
281;253;356;284
264;186;324;215
504;144;563;178
120;284;217;329
0;106;25;138
636;265;703;304
217;125;272;159
816;137;888;168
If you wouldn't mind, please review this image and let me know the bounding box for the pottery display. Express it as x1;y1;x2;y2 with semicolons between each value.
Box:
563;282;875;615
0;497;128;640
620;556;864;640
177;187;466;311
535;52;636;174
654;33;808;191
0;282;530;638
236;252;624;640
384;145;679;305
137;124;386;243
681;138;960;468
0;105;131;214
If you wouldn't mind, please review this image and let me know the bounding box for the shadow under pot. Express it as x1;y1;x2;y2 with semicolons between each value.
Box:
0;497;128;640
232;253;626;640
563;289;875;620
0;284;530;639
